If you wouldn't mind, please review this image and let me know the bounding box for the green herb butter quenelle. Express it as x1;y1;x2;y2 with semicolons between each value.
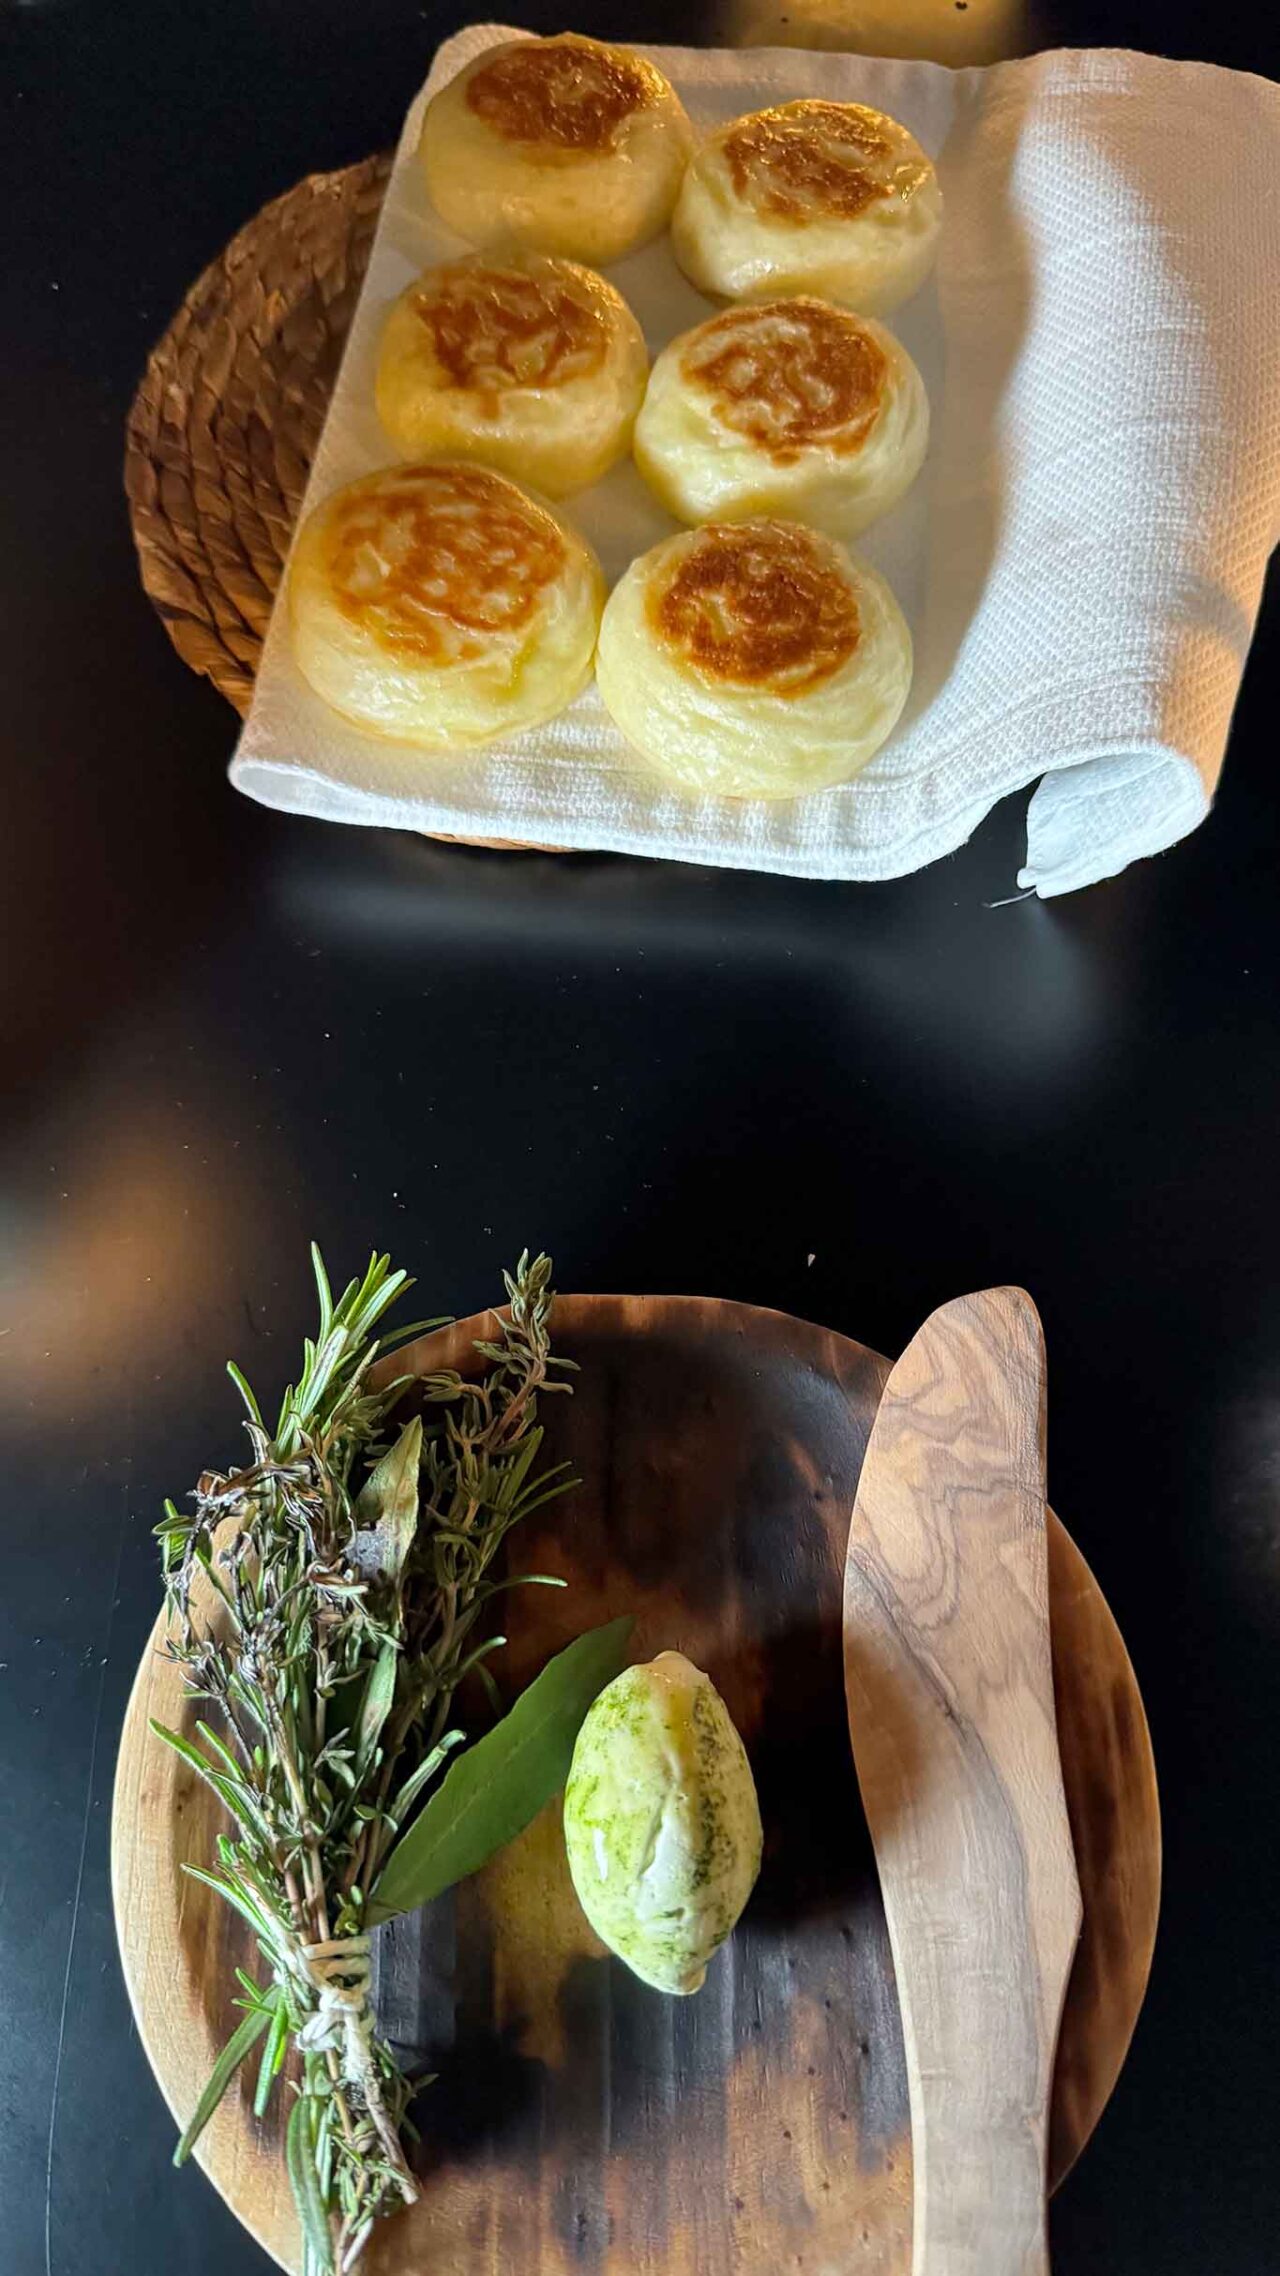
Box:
563;1651;763;1994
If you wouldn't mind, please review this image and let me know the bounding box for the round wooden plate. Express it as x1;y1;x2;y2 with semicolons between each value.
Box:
112;1296;1160;2276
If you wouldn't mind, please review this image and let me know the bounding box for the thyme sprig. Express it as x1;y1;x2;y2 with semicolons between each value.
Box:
151;1248;578;2273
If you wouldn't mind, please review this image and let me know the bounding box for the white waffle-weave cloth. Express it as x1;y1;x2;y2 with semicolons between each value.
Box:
232;28;1280;894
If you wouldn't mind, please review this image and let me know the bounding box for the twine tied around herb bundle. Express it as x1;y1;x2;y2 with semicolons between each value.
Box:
295;1934;419;2206
296;1933;374;2059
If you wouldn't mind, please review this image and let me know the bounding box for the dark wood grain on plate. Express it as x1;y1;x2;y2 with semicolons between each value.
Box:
112;1295;1160;2276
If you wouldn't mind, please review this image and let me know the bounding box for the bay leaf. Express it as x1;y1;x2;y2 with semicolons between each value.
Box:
350;1413;421;1582
367;1615;634;1925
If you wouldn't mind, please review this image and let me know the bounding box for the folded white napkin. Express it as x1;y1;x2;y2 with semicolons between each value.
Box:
232;25;1280;894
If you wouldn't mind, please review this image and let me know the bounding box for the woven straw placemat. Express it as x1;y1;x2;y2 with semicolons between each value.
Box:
125;154;392;716
126;152;565;851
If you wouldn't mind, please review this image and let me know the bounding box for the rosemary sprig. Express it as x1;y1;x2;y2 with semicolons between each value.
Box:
151;1248;578;2274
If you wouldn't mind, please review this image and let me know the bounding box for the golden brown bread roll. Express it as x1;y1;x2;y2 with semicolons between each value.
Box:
288;462;603;748
375;254;648;496
634;296;928;536
671;99;942;314
420;34;694;264
595;517;912;798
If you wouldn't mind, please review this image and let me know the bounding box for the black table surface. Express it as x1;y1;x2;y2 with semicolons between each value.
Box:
2;2;1277;2270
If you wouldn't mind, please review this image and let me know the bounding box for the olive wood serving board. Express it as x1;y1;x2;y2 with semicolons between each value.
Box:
112;1295;1159;2276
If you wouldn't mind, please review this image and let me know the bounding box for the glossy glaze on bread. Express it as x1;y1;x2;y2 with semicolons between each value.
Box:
596;518;913;797
289;463;604;747
376;256;647;493
421;34;694;263
635;299;929;536
672;98;942;314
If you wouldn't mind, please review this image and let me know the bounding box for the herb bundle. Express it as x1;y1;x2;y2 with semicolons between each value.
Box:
152;1248;629;2273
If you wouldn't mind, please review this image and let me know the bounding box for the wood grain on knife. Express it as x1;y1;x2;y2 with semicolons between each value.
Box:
843;1287;1082;2276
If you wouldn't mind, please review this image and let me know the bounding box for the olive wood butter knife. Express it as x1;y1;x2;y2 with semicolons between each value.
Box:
843;1287;1082;2276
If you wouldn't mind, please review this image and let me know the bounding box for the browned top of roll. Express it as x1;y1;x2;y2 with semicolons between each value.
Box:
648;522;861;696
724;101;909;223
466;37;659;152
410;259;609;395
322;466;567;665
680;299;888;464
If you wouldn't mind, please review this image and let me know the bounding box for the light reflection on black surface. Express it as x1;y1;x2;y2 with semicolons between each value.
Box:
0;1076;286;1429
276;807;1116;1096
